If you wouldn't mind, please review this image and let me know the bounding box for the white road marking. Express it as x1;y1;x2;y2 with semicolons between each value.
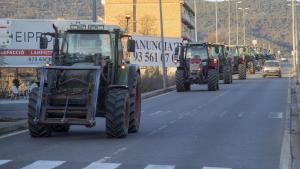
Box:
202;167;231;169
269;112;283;119
21;160;65;169
158;124;168;130
148;129;158;136
169;120;177;124
0;129;28;140
95;156;111;163
0;160;11;166
238;112;245;118
149;110;171;116
113;147;127;155
144;164;175;169
82;162;120;169
219;111;228;117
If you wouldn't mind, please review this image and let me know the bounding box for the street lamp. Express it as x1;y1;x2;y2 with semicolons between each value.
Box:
236;1;242;45
159;0;167;89
194;0;198;42
125;15;131;33
238;7;249;46
215;0;218;43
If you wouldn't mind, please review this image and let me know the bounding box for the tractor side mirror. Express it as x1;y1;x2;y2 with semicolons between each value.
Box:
127;39;136;52
39;36;48;49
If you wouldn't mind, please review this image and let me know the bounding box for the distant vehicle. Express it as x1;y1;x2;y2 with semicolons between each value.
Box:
280;58;288;62
226;46;247;80
263;60;281;78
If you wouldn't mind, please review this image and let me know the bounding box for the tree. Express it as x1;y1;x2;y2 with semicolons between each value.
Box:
138;15;157;36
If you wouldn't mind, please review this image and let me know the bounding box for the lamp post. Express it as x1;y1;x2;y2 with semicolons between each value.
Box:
236;1;242;45
92;0;97;22
194;0;198;42
228;0;231;45
125;15;131;33
238;7;249;46
159;0;167;89
215;0;218;43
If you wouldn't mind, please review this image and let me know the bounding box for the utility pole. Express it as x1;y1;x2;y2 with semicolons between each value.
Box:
194;0;198;42
228;0;231;45
292;0;297;76
92;0;96;22
159;0;167;89
295;1;299;82
215;0;218;43
239;8;249;46
236;1;242;45
133;0;137;33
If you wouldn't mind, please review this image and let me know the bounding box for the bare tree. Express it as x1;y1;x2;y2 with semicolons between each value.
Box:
138;15;157;36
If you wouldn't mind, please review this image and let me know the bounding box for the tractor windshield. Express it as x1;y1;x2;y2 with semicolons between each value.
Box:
186;45;208;60
61;32;112;64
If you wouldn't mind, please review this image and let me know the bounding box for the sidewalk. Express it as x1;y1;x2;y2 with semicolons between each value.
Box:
289;77;300;169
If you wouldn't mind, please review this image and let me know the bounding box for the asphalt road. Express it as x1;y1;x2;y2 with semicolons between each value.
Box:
0;73;289;169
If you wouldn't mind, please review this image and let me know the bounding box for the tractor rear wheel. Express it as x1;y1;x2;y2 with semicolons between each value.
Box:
249;61;256;74
208;69;219;91
223;64;232;84
28;88;52;137
176;70;186;92
129;73;142;133
238;64;247;80
105;88;130;138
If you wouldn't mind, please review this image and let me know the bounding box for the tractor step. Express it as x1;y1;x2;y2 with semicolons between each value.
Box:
40;118;93;125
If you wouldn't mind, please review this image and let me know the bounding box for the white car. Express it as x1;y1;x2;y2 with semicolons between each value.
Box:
263;60;282;78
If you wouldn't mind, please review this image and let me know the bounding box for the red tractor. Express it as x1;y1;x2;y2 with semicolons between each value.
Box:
226;45;247;80
174;42;220;92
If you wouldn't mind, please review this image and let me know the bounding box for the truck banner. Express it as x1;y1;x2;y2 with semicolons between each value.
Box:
131;35;181;67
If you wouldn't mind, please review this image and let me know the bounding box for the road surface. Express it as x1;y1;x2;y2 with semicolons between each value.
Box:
0;73;290;169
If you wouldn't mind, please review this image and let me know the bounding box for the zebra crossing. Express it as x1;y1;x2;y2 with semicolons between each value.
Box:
0;160;232;169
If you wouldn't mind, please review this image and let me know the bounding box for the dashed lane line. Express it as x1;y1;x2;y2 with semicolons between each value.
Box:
20;160;65;169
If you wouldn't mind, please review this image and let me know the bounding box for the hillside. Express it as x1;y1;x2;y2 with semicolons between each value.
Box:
197;0;295;55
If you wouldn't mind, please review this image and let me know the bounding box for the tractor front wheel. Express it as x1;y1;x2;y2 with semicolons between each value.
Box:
223;64;232;84
28;88;52;137
208;69;219;91
176;70;187;92
238;64;247;80
105;88;130;138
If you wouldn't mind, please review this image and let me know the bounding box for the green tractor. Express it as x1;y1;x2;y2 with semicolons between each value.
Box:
213;44;233;84
226;45;247;80
244;47;256;74
28;23;141;138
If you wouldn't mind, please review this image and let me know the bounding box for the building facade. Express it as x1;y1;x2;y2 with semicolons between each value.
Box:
105;0;195;41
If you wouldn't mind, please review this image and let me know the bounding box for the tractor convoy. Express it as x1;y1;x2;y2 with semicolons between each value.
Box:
26;21;275;139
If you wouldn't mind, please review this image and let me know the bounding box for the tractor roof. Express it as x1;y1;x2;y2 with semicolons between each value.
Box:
65;23;124;33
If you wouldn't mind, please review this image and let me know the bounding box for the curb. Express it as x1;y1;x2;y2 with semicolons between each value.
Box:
0;86;176;136
0;120;27;135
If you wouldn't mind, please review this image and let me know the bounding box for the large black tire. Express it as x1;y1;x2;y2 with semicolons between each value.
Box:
128;74;142;133
28;88;52;137
105;88;130;138
208;69;219;91
238;64;247;80
249;61;255;74
176;70;186;92
51;125;70;132
223;64;232;84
